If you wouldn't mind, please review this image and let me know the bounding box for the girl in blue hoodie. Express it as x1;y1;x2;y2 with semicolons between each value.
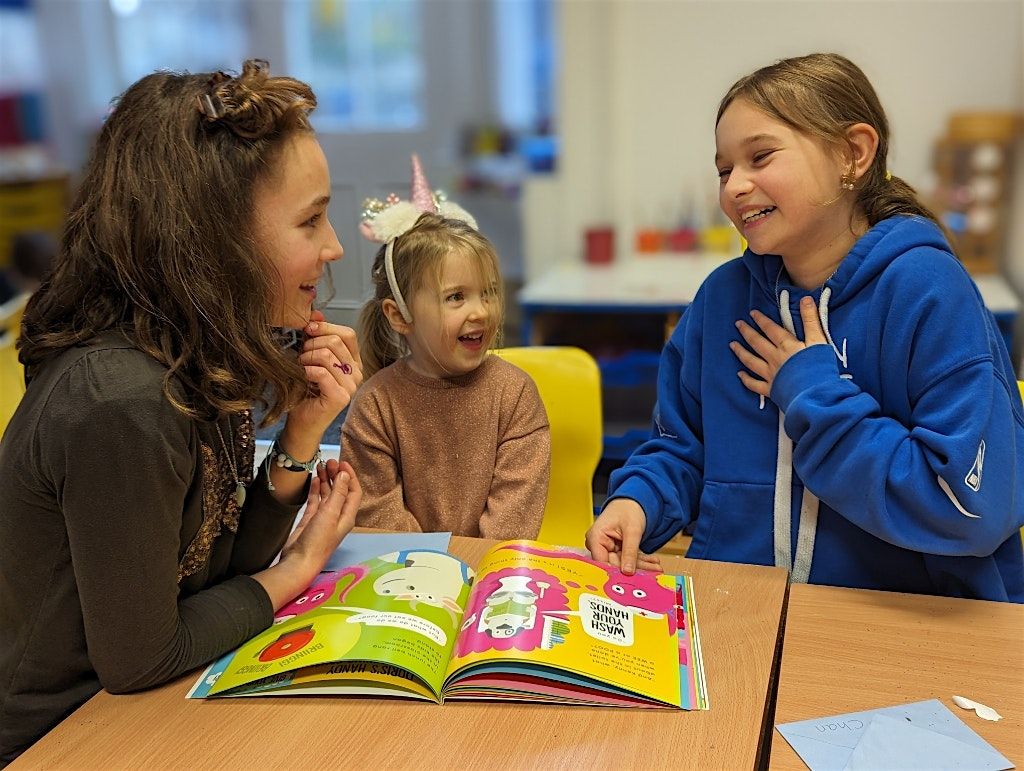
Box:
588;53;1024;603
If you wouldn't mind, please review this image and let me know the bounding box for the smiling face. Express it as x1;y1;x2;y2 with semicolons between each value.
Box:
252;133;343;328
402;248;499;379
715;98;858;270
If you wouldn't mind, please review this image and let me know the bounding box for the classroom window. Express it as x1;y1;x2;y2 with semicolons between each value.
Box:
492;0;555;134
288;0;423;131
0;3;43;93
108;0;250;87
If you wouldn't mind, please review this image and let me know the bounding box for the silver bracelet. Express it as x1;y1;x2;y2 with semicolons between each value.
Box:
262;437;321;493
271;438;322;473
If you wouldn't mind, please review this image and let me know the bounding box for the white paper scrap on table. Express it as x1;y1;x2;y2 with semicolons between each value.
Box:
952;695;1003;722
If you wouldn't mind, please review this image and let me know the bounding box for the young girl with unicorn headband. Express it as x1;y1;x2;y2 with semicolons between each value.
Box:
340;155;550;539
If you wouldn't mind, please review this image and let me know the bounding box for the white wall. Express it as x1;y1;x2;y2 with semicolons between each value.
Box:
1011;0;1024;370
524;0;1024;285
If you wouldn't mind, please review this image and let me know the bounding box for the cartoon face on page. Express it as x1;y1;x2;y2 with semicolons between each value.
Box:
500;543;678;633
274;566;368;624
455;568;569;656
372;550;471;615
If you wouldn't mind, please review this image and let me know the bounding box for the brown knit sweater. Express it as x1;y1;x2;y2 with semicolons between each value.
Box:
341;355;550;539
0;334;303;766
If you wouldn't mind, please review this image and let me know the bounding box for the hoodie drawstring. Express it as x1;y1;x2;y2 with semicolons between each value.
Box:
819;286;847;368
772;288;833;583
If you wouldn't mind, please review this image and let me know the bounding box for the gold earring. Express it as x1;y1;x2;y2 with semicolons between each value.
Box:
840;171;856;191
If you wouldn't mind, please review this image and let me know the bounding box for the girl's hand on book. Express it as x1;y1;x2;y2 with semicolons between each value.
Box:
631;551;664;573
606;549;663;574
586;499;647;575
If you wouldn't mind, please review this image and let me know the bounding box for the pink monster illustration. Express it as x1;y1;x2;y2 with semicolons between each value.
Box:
502;543;679;635
455;567;569;656
274;566;367;623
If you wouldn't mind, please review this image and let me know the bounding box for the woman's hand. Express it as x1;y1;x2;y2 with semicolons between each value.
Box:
287;310;363;438
586;498;662;575
269;311;363;503
254;459;362;611
731;296;827;397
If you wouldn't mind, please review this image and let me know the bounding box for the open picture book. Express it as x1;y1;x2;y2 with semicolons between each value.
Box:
188;539;709;710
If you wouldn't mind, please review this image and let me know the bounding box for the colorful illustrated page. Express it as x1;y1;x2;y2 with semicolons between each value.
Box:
445;541;684;707
207;549;474;698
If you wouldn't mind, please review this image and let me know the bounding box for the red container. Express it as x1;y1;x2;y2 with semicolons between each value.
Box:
585;226;615;264
666;227;698;252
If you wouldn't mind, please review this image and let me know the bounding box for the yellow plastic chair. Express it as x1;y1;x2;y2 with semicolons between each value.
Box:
493;346;602;548
0;293;29;437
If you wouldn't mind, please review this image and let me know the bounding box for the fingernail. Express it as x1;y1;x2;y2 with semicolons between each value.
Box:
339;472;350;483
306;322;319;333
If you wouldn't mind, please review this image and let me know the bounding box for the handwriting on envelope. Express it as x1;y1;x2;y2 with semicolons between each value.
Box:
775;699;1013;771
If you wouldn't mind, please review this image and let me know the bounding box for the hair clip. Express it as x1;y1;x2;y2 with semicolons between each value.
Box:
197;93;224;120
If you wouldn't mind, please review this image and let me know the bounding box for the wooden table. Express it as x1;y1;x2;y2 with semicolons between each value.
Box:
13;537;788;770
770;583;1024;769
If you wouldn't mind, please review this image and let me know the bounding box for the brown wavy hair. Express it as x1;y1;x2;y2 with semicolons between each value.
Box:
359;212;504;379
19;60;319;424
716;52;949;241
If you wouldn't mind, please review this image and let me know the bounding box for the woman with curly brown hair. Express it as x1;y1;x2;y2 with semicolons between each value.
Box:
0;60;364;764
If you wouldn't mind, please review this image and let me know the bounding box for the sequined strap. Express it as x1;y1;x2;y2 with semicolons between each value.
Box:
176;410;253;583
235;409;255;485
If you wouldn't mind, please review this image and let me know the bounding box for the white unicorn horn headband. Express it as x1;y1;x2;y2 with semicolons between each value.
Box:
360;154;478;323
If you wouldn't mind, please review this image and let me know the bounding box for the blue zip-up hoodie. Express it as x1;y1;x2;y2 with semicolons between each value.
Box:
608;216;1024;602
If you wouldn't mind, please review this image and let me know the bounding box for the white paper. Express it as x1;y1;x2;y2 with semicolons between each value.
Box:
952;694;1003;722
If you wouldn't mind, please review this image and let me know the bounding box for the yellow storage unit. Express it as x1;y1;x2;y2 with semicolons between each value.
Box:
0;175;67;268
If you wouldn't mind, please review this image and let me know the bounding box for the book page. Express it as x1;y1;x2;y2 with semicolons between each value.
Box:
444;541;687;707
205;549;474;699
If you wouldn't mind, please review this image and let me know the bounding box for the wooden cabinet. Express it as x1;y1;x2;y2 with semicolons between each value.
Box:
933;112;1021;274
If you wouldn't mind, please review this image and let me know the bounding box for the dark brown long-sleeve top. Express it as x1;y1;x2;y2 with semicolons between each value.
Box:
0;334;303;765
342;355;550;539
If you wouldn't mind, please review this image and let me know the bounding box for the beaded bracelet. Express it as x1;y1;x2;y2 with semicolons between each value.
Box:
272;438;321;472
263;437;321;492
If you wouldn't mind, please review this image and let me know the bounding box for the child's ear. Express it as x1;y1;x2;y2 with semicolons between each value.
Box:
844;122;880;182
382;298;411;334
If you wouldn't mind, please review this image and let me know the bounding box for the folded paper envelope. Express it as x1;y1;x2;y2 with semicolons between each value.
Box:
324;532;452;571
776;699;1013;771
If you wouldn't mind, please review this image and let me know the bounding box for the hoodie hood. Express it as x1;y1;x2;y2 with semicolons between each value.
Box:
741;215;953;308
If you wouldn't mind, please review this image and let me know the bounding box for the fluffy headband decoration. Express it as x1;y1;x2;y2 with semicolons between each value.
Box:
360;154;478;323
